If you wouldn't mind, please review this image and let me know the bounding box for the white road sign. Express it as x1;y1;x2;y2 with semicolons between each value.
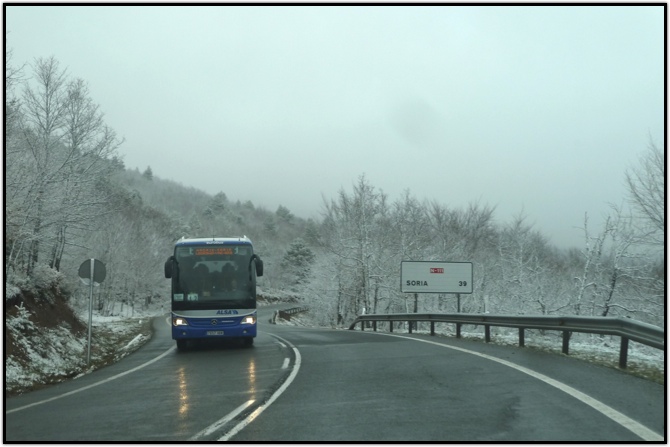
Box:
401;261;473;294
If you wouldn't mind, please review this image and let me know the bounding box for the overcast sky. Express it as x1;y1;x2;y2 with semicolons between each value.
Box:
5;5;665;248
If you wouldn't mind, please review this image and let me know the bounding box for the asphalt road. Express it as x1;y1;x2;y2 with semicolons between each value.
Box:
5;305;665;442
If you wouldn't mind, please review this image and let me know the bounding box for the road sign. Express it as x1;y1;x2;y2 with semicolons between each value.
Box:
78;259;106;285
78;258;106;365
401;261;473;294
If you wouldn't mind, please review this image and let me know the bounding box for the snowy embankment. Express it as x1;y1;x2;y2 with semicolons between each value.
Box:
6;307;154;396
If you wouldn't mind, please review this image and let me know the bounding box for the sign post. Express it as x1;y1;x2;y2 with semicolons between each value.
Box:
78;259;106;365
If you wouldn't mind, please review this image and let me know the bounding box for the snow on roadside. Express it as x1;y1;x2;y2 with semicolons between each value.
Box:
5;309;154;396
277;312;664;383
7;301;663;396
122;334;147;351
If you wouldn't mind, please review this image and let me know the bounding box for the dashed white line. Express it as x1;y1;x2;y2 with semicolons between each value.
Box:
190;399;255;440
281;358;290;369
219;334;301;442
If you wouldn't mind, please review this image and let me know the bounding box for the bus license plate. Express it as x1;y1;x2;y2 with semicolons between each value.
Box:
207;331;224;336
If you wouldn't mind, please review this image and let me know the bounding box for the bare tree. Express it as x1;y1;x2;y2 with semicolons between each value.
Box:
6;57;123;277
391;191;430;314
5;47;27;275
12;57;69;275
491;212;555;315
5;46;25;143
427;200;496;313
320;175;389;323
47;77;123;270
625;140;664;244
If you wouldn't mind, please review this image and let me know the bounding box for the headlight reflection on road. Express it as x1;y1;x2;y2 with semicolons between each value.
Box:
247;358;257;399
178;366;189;417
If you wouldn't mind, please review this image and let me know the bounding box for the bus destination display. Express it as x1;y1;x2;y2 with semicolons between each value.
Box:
195;247;234;256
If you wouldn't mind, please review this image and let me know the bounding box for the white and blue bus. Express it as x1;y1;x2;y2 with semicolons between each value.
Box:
164;237;264;350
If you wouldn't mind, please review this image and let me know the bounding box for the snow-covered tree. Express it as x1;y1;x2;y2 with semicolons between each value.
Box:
321;175;388;323
142;166;153;181
280;238;315;289
276;205;294;223
6;57;122;278
625;140;664;244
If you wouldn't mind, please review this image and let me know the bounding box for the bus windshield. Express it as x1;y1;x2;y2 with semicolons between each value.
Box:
172;244;255;309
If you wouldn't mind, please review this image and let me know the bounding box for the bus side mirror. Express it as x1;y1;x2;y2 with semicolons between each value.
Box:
164;256;174;278
255;257;264;277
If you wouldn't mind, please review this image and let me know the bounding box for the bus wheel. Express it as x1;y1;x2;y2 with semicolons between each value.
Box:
176;339;188;351
242;338;254;348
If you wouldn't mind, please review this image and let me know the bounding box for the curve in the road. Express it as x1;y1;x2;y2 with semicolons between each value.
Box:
360;331;663;442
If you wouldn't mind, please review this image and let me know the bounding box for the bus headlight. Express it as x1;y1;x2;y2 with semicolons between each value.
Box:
173;317;189;326
242;316;256;325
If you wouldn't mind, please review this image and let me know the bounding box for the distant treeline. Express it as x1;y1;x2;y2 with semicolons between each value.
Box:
6;55;664;330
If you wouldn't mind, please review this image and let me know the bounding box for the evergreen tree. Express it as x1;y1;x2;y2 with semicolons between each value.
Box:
276;205;294;223
281;238;314;287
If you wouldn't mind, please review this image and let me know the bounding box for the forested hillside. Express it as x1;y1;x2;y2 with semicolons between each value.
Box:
5;55;665;347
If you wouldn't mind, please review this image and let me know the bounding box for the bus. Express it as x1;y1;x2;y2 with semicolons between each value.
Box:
164;237;264;350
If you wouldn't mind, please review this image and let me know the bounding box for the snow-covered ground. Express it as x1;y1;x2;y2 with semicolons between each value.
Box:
6;305;157;396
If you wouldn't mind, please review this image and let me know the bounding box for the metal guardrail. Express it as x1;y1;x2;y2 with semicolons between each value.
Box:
349;313;665;369
269;306;309;323
279;306;309;320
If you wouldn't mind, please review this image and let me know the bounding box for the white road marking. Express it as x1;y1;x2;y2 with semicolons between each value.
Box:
281;358;290;369
219;334;301;441
189;399;255;440
6;346;175;414
368;332;664;442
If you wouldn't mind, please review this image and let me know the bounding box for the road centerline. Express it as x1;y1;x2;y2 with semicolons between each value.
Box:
218;333;301;442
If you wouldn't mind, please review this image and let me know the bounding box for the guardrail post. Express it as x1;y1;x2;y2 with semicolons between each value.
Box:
619;337;629;369
485;325;491;342
519;328;525;347
372;321;377;332
430;321;435;336
408;321;413;334
456;323;461;338
562;331;570;355
360;320;365;331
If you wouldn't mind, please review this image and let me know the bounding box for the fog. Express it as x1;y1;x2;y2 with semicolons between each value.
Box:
5;5;664;248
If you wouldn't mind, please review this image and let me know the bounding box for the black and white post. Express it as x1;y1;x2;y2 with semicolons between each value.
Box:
87;259;94;365
78;258;106;366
